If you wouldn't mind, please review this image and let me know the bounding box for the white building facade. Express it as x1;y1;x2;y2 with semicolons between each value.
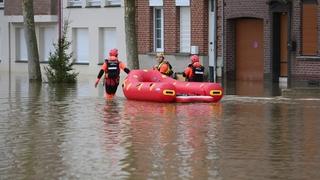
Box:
0;0;126;76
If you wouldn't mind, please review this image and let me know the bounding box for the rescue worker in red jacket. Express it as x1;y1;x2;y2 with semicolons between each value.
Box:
183;55;205;82
94;48;130;99
153;52;173;77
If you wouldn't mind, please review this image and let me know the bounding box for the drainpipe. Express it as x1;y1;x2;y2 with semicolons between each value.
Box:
213;0;217;83
287;2;292;88
8;22;11;75
221;0;225;82
58;0;62;40
8;22;11;97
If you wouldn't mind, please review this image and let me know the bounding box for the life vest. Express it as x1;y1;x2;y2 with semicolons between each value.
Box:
190;64;204;82
105;59;120;79
157;61;173;76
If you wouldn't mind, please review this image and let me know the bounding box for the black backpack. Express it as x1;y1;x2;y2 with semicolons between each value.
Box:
191;65;204;82
105;59;120;78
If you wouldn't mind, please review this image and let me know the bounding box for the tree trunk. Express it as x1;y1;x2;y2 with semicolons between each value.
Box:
124;0;139;69
22;0;42;82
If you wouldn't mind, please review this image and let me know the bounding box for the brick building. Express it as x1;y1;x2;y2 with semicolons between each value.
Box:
136;0;221;81
137;0;320;89
218;0;320;88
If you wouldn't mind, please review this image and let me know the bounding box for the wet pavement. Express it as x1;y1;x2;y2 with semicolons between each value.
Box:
1;72;320;180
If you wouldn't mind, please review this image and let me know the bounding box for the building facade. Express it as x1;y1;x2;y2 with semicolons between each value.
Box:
0;0;125;75
136;0;221;81
136;0;320;89
218;0;320;88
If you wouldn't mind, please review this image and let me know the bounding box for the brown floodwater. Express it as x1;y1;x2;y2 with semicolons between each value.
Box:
0;72;320;180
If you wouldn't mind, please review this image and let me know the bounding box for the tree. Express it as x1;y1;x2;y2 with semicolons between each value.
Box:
44;21;78;83
124;0;139;69
22;0;42;82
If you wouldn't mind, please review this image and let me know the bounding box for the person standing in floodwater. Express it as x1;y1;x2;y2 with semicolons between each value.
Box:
94;48;130;99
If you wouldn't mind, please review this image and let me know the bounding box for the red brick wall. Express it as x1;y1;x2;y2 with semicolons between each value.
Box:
136;0;208;55
164;0;178;53
220;0;270;77
4;0;57;16
136;0;153;53
291;0;320;82
218;0;320;83
191;0;208;55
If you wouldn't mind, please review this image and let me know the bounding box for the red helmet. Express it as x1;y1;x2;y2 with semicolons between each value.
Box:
191;55;199;63
109;48;118;57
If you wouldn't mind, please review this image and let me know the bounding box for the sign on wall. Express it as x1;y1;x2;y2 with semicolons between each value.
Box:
176;0;190;6
149;0;163;6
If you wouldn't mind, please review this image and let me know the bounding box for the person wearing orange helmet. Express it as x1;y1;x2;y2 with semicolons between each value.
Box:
153;52;174;77
183;55;205;82
94;48;130;99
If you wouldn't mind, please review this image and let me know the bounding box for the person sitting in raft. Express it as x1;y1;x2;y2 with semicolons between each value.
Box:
153;52;174;77
94;48;130;99
183;55;205;82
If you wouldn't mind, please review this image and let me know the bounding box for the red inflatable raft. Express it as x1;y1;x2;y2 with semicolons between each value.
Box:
122;70;223;103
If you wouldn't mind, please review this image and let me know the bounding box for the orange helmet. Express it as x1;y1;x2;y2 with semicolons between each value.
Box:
191;55;199;63
109;48;118;57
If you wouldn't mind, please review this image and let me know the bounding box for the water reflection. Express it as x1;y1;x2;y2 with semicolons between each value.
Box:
224;80;282;97
1;72;320;179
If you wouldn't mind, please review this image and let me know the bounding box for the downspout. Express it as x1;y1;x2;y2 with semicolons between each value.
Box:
8;22;11;75
8;22;11;98
287;2;292;88
221;0;225;82
213;0;217;82
58;0;62;40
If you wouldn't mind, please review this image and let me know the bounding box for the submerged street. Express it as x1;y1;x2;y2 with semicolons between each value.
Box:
1;72;320;179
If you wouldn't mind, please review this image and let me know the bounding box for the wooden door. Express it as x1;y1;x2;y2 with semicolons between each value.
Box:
236;18;264;81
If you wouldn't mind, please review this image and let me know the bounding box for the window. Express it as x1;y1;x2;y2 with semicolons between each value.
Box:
40;27;56;61
0;0;4;8
180;7;191;53
149;0;163;6
0;28;2;60
73;28;89;63
176;0;190;6
154;8;164;52
99;27;117;63
107;0;121;6
16;27;28;61
88;0;101;6
302;2;318;55
68;0;82;7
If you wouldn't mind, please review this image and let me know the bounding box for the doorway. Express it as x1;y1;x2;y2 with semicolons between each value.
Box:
273;12;288;82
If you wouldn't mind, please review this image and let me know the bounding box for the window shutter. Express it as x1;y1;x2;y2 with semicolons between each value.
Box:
101;27;117;62
302;3;318;55
75;28;89;63
42;27;56;61
180;7;191;53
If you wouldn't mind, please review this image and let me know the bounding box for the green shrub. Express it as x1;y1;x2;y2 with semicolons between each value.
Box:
44;22;78;83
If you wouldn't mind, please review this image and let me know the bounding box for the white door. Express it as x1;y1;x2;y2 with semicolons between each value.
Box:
208;0;216;67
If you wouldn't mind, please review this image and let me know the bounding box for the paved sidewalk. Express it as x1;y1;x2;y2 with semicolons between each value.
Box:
282;88;320;98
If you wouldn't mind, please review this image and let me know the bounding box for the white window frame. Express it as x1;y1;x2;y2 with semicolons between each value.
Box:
149;0;163;6
73;28;89;63
16;27;28;61
175;0;189;6
88;0;101;6
39;26;57;62
180;7;191;53
106;0;121;6
0;28;2;61
0;0;4;8
154;7;164;52
99;27;117;63
68;0;82;7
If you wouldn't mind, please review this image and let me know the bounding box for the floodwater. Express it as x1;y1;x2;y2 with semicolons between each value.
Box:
1;72;320;180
